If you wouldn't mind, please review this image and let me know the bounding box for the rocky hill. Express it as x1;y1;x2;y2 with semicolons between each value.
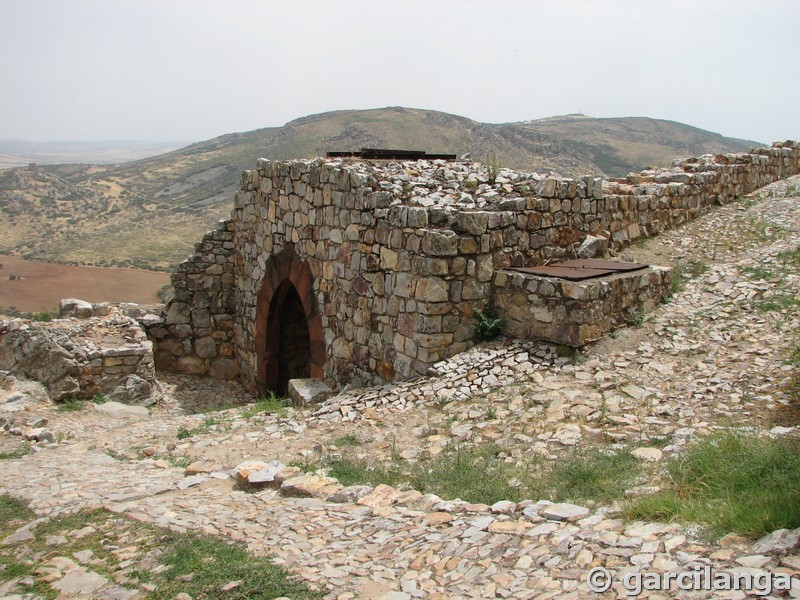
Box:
0;108;759;269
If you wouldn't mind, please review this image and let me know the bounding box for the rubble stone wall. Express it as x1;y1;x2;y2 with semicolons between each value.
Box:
493;267;672;347
151;141;800;392
146;222;240;381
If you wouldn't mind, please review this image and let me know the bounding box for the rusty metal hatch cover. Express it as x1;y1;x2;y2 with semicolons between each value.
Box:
512;259;648;281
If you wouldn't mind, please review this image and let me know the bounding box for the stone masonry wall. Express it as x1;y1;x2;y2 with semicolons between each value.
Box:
146;221;240;380
150;141;800;392
493;266;672;347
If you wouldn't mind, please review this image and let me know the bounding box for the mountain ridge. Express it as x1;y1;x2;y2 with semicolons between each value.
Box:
0;107;763;269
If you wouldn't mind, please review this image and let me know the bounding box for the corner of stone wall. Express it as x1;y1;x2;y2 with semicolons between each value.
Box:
146;219;240;380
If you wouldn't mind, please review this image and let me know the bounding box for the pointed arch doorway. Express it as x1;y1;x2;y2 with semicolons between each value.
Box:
255;247;325;395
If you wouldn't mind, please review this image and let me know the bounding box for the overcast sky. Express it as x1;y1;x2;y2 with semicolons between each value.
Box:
1;0;798;145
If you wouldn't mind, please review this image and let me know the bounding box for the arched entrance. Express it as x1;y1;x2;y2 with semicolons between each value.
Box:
255;246;325;395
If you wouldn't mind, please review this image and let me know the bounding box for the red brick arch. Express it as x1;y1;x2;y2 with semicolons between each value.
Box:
255;246;325;394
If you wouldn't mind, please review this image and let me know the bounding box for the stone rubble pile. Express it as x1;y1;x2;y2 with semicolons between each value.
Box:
0;302;160;404
313;339;558;421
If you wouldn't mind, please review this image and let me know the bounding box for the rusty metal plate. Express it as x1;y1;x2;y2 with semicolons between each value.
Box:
511;259;648;281
558;259;648;272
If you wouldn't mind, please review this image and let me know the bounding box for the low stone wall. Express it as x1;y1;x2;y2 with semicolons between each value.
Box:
0;305;160;404
493;266;672;347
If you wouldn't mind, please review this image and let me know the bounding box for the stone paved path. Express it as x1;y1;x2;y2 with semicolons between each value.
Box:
2;178;800;599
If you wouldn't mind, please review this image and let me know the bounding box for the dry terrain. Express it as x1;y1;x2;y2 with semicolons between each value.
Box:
0;255;170;314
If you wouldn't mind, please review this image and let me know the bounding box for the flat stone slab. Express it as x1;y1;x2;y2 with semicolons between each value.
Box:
51;568;109;595
540;503;590;522
93;402;150;419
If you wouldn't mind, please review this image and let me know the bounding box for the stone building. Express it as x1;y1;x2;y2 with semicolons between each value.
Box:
146;142;800;395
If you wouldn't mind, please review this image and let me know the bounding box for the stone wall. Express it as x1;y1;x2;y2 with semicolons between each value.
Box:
146;221;240;380
493;267;672;347
150;140;800;393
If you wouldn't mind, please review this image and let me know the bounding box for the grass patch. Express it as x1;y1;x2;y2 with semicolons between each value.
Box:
241;393;287;419
55;397;84;412
625;431;800;538
318;457;405;489
176;415;230;439
748;218;788;242
0;499;320;599
668;259;708;297
331;434;360;447
752;293;800;313
409;445;525;505
739;265;774;280
0;495;36;537
150;530;322;600
0;443;30;460
544;447;641;505
105;448;128;461
778;246;800;268
302;444;641;506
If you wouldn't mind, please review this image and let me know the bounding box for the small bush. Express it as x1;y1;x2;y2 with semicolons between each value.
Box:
474;303;503;341
56;397;84;411
485;153;501;184
556;344;585;364
242;393;287;419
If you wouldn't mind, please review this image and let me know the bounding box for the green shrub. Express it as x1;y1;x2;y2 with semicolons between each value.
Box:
474;303;503;341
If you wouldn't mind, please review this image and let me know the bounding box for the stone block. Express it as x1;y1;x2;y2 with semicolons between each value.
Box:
577;235;608;259
59;298;94;319
456;211;490;234
288;378;332;405
414;278;449;302
165;302;191;325
209;358;240;380
176;356;208;375
421;231;458;256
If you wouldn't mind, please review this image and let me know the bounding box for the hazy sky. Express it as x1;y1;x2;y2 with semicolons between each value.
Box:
1;0;798;144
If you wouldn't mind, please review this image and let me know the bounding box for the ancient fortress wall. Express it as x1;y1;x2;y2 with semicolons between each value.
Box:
147;141;800;394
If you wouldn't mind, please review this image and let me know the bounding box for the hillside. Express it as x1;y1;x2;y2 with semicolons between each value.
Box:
0;108;760;269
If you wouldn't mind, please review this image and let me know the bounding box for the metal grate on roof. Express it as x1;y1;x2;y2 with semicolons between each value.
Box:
326;148;457;161
512;259;648;281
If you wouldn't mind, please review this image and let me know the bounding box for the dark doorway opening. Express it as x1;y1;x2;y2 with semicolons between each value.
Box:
267;280;311;395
